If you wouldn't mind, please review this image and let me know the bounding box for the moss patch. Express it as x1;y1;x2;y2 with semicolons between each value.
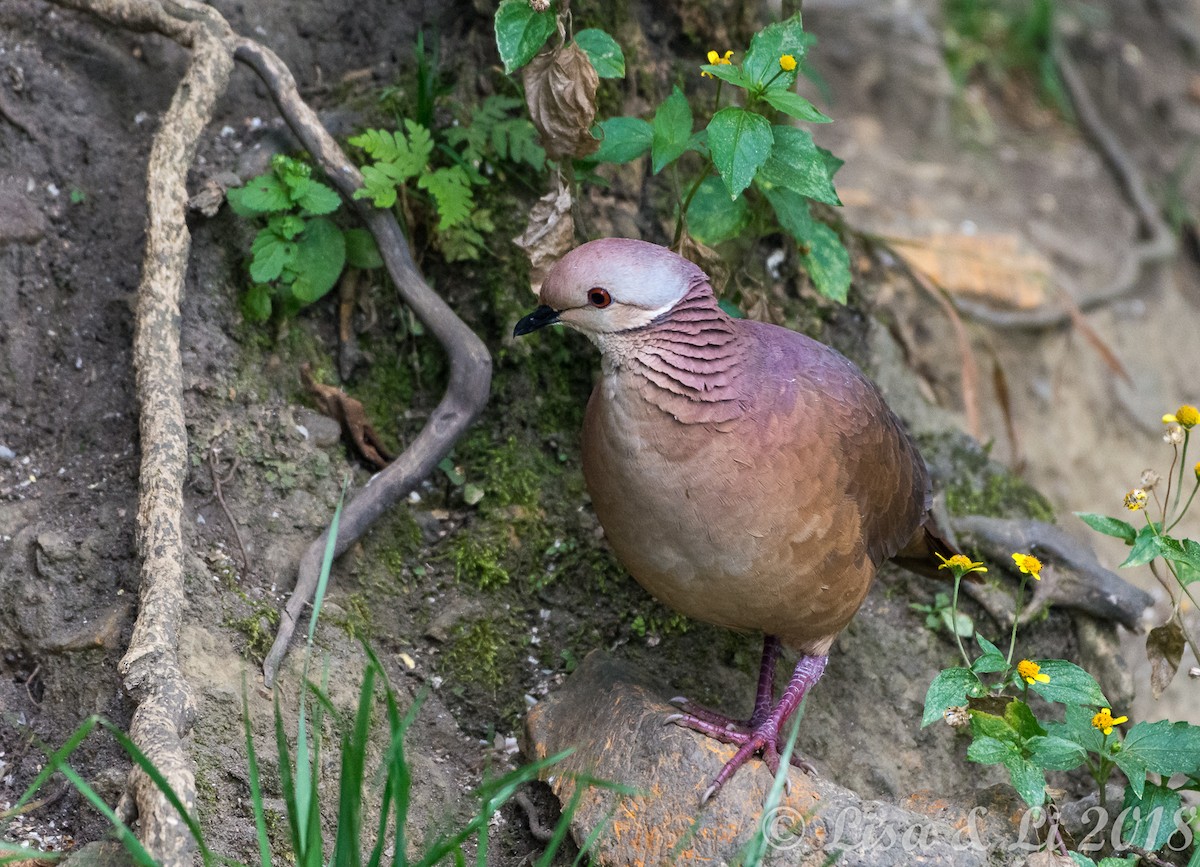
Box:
919;431;1056;522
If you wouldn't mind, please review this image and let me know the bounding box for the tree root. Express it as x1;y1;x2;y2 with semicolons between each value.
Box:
949;37;1176;331
45;0;491;860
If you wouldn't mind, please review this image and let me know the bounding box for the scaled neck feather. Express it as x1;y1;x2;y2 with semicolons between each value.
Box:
597;276;749;425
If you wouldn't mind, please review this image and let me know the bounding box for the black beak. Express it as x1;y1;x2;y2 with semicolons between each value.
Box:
513;305;560;337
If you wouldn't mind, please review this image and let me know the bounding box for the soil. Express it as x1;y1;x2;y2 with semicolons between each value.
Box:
0;0;1197;863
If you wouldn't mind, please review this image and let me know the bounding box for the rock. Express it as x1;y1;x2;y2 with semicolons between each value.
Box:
59;841;135;867
295;408;342;448
524;652;1020;865
0;184;47;246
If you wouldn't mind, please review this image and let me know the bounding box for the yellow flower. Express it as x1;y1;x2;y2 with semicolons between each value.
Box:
1163;405;1199;429
1091;707;1128;736
936;552;988;576
1011;552;1042;580
1017;659;1050;684
1195;461;1200;482
1124;488;1148;511
779;54;797;72
702;50;734;78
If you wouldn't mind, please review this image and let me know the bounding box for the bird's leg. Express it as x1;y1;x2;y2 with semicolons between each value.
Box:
748;635;782;727
666;634;782;732
672;654;828;803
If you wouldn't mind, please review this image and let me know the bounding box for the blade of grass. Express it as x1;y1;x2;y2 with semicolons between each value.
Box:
332;664;376;867
242;678;273;867
273;690;304;859
533;786;584;867
1;841;65;863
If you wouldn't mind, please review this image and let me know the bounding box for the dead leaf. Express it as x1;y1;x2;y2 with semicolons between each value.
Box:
1023;851;1074;867
523;41;600;161
671;231;730;296
1146;617;1185;699
513;178;575;295
989;352;1023;473
300;364;393;470
892;232;1052;310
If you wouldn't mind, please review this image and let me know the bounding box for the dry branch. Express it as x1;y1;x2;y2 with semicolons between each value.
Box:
47;0;491;856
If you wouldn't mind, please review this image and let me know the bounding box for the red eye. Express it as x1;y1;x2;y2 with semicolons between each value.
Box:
588;287;612;308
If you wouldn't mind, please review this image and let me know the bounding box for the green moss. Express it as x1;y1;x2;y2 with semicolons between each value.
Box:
380;508;424;575
437;617;527;726
326;592;374;641
225;592;281;661
450;527;513;589
919;431;1055;522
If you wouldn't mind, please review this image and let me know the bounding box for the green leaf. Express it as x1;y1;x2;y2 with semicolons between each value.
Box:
1044;703;1105;754
921;667;979;727
1027;735;1086;770
574;28;624;78
249;228;297;283
966;735;1017;764
1121;782;1182;851
698;64;751;88
494;0;556;73
1156;535;1200;575
971;651;1009;674
227;173;291;215
1005;699;1046;740
1027;659;1108;707
290;217;346;303
976;634;1003;657
1121;523;1163;568
707;107;772;199
292;179;342;216
742;14;813;90
418;165;474;230
969;707;1019;744
268;214;306;241
818;145;844;179
1114;748;1149;800
651;87;694;174
355;165;400;208
1120;719;1200;776
759;90;831;123
242;284;273;322
1075;512;1137;545
760;186;851;303
1068;855;1097;867
685;176;750;245
757;125;840;205
343;228;383;270
591;117;653;164
800;221;851;304
1004;756;1047;808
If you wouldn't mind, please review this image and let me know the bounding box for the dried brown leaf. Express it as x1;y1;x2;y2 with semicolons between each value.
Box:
300;363;393;470
1146;618;1185;699
523;42;600;161
892;232;1051;310
513;180;574;295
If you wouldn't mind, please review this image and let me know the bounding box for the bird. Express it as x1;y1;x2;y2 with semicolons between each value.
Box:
514;238;954;802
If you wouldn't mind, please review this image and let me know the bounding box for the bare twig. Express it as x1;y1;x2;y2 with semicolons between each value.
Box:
208;445;249;573
236;38;492;684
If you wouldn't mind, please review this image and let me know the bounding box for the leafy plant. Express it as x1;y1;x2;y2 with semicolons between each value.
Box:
923;553;1200;862
0;489;629;866
1076;405;1200;700
497;6;851;303
941;0;1071;118
227;154;382;321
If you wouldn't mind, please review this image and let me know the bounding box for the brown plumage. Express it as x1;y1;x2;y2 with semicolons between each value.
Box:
515;238;952;801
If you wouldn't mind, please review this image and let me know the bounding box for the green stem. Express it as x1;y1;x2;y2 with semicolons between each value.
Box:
950;571;972;670
1166;479;1199;533
1173;430;1190;516
1006;574;1029;666
673;159;715;247
1163;442;1180;526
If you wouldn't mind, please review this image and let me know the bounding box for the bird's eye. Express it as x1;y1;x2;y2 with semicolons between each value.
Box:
588;287;612;309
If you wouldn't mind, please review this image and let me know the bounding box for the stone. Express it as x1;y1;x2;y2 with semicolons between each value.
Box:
524;652;1021;865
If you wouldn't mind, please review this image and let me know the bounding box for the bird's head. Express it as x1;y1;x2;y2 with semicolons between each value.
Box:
513;238;708;339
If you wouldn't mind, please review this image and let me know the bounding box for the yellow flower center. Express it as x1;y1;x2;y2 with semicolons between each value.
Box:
1090;707;1128;736
1124;489;1148;511
779;54;797;71
1016;659;1049;684
1164;405;1199;429
1194;461;1200;482
1011;552;1042;579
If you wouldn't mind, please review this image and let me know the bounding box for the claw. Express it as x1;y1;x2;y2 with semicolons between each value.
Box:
668;695;689;706
663;713;685;725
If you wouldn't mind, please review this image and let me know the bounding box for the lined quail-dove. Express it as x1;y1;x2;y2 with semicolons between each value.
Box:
515;238;955;802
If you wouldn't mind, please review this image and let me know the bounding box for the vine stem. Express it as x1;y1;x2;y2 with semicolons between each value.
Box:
1005;574;1029;666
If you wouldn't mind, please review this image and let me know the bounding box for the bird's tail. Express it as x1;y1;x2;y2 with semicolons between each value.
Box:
891;519;976;582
